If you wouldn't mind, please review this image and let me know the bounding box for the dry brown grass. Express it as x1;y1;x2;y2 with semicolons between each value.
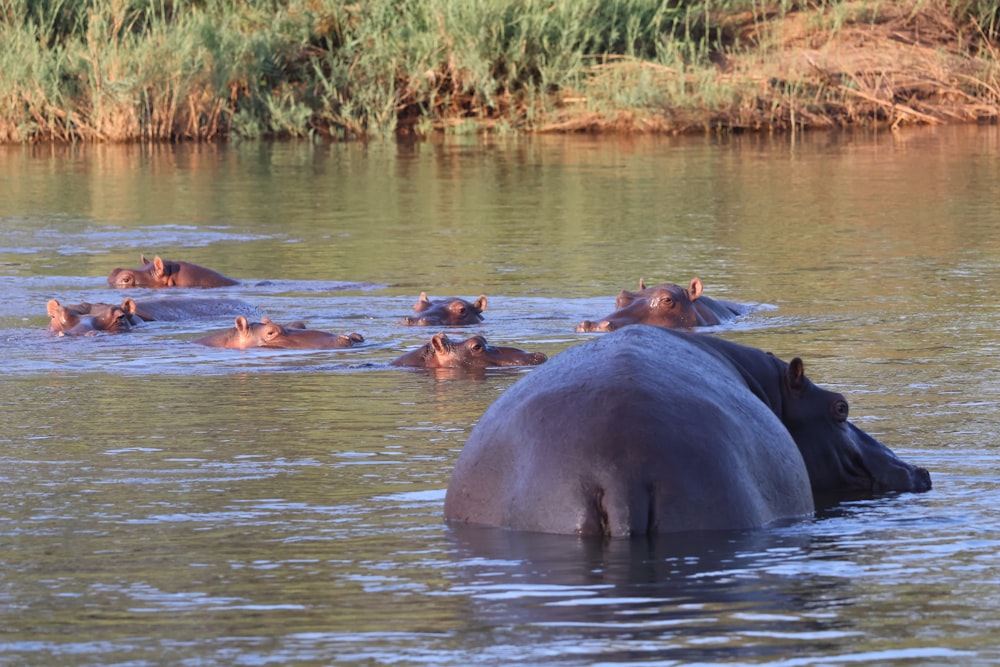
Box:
535;1;1000;134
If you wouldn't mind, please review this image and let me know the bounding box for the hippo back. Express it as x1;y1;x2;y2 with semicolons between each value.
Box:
692;295;754;326
444;326;814;536
132;298;263;322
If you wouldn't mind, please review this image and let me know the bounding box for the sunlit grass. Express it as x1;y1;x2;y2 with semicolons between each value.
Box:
0;0;997;142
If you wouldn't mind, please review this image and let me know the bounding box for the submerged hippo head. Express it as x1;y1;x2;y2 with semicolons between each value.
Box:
46;298;141;336
107;254;238;289
577;277;748;332
268;326;365;350
391;333;547;369
776;356;932;502
194;316;364;350
401;293;487;326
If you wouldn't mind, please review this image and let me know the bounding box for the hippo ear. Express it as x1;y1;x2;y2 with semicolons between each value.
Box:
474;295;487;312
615;290;637;308
152;255;166;277
46;299;61;317
688;277;704;300
638;278;646;290
141;254;151;265
431;333;450;353
235;316;250;335
787;357;807;391
122;298;137;315
414;292;431;313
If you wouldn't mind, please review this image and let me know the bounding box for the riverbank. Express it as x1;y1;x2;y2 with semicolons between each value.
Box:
2;0;998;143
542;2;1000;134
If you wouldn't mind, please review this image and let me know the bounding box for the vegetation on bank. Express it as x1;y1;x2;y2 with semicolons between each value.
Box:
2;0;999;143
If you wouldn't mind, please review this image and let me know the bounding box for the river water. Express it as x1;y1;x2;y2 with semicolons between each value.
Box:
0;126;997;665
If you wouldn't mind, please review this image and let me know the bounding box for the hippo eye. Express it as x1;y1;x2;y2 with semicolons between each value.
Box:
831;399;849;423
471;342;483;352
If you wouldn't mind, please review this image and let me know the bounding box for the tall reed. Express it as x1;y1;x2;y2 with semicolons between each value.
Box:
0;0;997;142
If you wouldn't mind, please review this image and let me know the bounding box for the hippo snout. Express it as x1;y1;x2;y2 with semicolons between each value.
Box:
910;466;932;493
576;320;615;333
871;455;932;494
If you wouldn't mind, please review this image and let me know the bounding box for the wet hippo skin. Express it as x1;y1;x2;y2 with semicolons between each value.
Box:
445;326;931;537
391;333;546;369
577;277;754;332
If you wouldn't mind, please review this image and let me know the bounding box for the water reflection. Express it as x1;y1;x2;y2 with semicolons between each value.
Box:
444;524;863;663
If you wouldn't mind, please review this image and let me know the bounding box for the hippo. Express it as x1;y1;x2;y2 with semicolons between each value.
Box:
46;299;139;336
46;297;264;335
401;292;487;326
127;297;263;322
107;254;238;288
576;277;752;332
444;325;931;537
391;333;547;369
194;316;364;350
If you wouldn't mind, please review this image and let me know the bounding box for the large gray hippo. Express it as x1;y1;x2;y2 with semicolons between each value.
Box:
444;326;931;537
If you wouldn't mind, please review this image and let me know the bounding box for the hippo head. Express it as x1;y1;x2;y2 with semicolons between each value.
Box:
777;357;932;502
243;318;365;349
107;254;164;288
47;298;140;336
577;278;706;333
247;317;295;346
193;316;282;349
428;333;547;369
196;317;363;350
401;293;487;326
107;254;237;288
266;327;366;349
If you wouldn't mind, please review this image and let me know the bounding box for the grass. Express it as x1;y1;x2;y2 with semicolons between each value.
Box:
0;0;998;142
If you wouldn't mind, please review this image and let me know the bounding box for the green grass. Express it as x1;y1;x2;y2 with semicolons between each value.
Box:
0;0;997;142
